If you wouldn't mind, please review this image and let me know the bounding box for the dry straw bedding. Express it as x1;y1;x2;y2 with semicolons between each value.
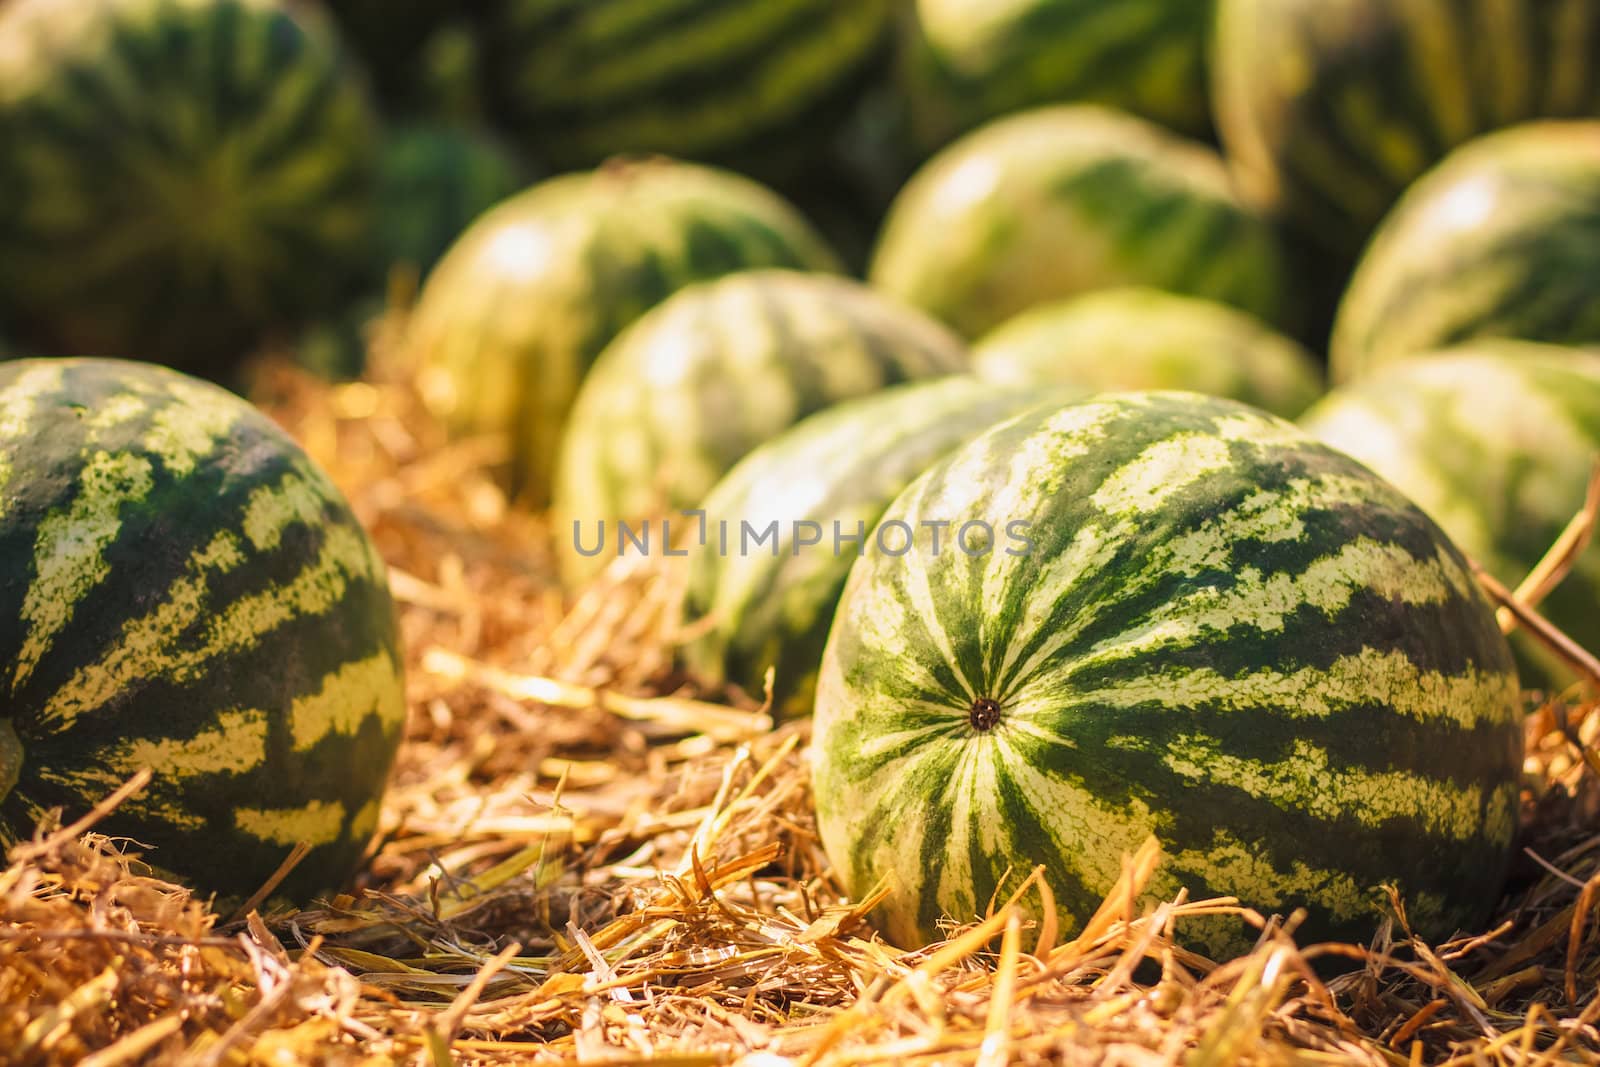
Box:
5;342;1600;1065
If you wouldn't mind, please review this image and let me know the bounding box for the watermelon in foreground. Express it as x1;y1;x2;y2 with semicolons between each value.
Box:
0;359;405;904
0;0;380;372
813;391;1521;956
1302;343;1600;687
681;377;1069;719
553;271;969;585
974;288;1322;418
869;106;1290;340
406;159;840;506
1332;122;1600;382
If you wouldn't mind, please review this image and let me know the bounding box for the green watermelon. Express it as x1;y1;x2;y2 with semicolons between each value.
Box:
869;106;1291;341
0;358;405;904
483;0;895;175
1302;343;1600;686
681;377;1069;718
405;158;841;508
375;123;527;281
898;0;1214;153
553;271;970;585
1213;0;1600;258
974;288;1323;419
1331;122;1600;383
813;390;1521;956
0;0;380;373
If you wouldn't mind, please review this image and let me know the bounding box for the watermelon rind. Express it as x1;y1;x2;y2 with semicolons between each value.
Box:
813;390;1522;956
680;376;1075;718
0;358;405;905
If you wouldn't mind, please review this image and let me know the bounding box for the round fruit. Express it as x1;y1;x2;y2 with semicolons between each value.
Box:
681;376;1067;718
553;271;970;585
899;0;1214;152
1213;0;1600;257
375;123;526;281
1302;342;1600;686
1332;122;1600;382
813;390;1521;956
0;0;380;372
483;0;895;175
974;288;1322;418
0;358;405;904
869;105;1290;341
405;159;841;507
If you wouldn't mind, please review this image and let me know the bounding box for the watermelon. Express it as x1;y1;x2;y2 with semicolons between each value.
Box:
0;0;380;373
1213;0;1600;258
898;0;1214;153
813;390;1521;956
974;288;1323;419
1331;122;1600;383
553;271;970;585
405;158;841;507
868;106;1292;342
681;377;1069;718
0;358;405;904
483;0;895;176
1302;343;1600;687
375;123;527;282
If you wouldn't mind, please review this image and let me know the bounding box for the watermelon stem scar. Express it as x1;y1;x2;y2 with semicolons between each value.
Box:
0;719;20;804
969;697;1003;732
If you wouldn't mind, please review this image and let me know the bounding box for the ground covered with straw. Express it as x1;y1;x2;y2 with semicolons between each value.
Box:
6;337;1600;1065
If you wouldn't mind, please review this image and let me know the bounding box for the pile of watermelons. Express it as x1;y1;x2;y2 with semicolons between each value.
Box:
4;0;1600;968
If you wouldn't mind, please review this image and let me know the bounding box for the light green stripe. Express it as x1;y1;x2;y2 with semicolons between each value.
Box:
101;708;270;779
1072;645;1519;730
289;649;404;751
0;364;65;518
1111;733;1514;843
13;450;154;692
1091;432;1233;516
234;799;347;847
1073;537;1471;671
142;380;244;476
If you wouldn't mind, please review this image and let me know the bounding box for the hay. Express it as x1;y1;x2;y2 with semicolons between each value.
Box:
5;337;1600;1064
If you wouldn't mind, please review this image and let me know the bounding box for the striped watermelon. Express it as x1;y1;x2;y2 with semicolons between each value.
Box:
869;106;1292;342
0;359;405;904
375;123;526;281
405;159;841;508
1332;122;1600;383
681;377;1069;718
974;288;1323;418
898;0;1214;153
1302;343;1600;686
554;271;970;585
0;0;380;373
1214;0;1600;258
813;391;1522;955
483;0;895;175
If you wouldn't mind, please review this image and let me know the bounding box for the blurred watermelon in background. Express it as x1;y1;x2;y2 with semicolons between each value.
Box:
0;0;380;375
